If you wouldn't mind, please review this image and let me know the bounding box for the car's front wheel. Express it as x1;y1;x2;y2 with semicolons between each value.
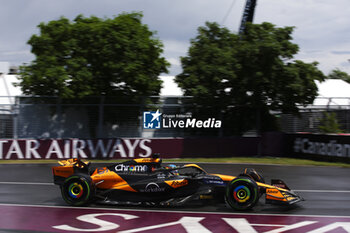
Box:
61;174;94;206
225;176;259;211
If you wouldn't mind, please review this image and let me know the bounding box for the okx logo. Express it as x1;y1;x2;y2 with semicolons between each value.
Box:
143;110;162;129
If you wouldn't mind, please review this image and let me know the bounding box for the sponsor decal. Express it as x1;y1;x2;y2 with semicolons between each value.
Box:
170;179;188;188
273;184;287;189
96;168;108;175
143;109;222;129
294;137;350;157
266;189;279;194
203;179;225;185
56;170;71;174
115;164;148;173
157;174;166;179
140;182;165;192
137;158;157;162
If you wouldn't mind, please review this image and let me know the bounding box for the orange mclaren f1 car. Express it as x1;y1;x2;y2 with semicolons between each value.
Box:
52;155;303;210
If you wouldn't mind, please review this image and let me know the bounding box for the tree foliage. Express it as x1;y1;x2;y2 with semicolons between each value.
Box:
18;13;169;101
328;68;350;83
175;22;326;135
318;112;343;134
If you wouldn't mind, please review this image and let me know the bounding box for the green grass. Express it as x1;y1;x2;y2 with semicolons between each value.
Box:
0;157;349;168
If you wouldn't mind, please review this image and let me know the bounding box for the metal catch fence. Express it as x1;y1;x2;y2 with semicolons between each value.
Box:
1;96;350;138
1;96;198;139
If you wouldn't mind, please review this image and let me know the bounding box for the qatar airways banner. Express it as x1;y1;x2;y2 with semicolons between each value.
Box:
0;137;259;160
0;138;165;160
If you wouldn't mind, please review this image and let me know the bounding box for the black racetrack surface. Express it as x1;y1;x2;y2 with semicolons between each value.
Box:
0;162;349;216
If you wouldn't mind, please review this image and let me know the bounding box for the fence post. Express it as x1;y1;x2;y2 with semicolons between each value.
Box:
139;97;145;137
97;96;105;138
12;96;19;139
56;97;62;138
256;107;262;157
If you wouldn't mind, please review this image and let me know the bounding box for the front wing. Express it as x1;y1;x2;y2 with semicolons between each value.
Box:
215;174;303;206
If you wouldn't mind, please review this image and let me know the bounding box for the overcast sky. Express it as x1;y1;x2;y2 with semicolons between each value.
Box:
1;0;350;76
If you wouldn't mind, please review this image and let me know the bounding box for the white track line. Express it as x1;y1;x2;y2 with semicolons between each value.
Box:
0;181;54;185
1;203;350;219
294;189;350;193
1;182;350;194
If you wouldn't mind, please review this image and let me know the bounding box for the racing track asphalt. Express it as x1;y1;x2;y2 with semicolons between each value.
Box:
0;162;349;216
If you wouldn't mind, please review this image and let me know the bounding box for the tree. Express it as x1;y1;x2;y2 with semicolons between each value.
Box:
318;112;343;134
18;13;169;101
328;68;350;83
17;13;169;138
175;22;325;135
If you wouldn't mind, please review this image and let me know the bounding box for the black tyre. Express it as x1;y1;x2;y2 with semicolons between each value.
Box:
61;174;94;206
225;176;259;211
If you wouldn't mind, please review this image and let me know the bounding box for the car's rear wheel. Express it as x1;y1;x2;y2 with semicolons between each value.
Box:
61;174;94;206
225;176;259;211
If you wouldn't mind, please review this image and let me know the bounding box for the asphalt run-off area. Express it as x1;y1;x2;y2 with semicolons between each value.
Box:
0;162;350;232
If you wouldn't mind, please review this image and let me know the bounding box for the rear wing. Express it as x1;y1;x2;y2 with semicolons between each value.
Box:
52;159;90;185
58;158;90;167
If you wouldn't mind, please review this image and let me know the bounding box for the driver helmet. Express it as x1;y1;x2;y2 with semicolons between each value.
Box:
166;164;179;176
